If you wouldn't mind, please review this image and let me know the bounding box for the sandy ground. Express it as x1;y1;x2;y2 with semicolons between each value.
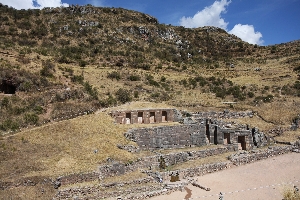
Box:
150;152;300;200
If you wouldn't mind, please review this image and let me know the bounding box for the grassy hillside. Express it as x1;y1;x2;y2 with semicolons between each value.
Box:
0;4;300;132
0;3;300;199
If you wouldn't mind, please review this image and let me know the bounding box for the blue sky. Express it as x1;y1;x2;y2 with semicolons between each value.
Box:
1;0;299;45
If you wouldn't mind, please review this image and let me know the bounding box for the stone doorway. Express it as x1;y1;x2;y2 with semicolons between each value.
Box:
224;133;231;144
125;113;131;124
238;136;246;150
162;111;167;122
214;126;218;145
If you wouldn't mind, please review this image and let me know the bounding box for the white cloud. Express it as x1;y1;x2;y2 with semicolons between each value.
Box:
179;0;263;45
88;0;105;7
179;0;231;29
35;0;68;8
229;24;263;45
0;0;68;9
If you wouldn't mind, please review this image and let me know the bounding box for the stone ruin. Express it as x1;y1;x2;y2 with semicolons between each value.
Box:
51;145;299;200
113;109;268;151
110;108;181;124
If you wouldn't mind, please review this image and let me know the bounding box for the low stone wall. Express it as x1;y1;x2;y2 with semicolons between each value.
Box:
144;145;295;182
5;145;297;200
192;111;253;119
54;177;160;200
0;176;52;190
59;172;99;185
148;162;231;181
55;177;190;200
21;145;300;199
56;146;238;187
125;182;189;200
98;146;237;180
228;146;294;166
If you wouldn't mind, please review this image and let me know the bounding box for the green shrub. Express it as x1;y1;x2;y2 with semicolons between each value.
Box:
1;97;10;109
247;92;255;98
134;91;139;98
107;71;121;80
115;88;131;104
79;60;87;68
150;92;160;98
188;78;197;89
159;156;166;169
195;76;207;86
294;81;300;90
0;119;19;131
293;66;300;72
160;76;166;82
40;60;55;77
84;81;98;100
146;75;160;87
71;75;84;84
155;64;163;70
33;106;43;114
24;113;39;125
128;75;141;81
99;95;117;107
254;95;274;103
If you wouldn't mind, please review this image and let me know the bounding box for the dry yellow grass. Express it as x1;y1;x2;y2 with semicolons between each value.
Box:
104;101;175;112
222;115;275;132
255;99;300;125
275;130;300;142
1;112;138;179
281;185;300;200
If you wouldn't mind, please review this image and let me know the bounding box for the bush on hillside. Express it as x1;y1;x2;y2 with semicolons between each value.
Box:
115;88;131;103
107;71;121;80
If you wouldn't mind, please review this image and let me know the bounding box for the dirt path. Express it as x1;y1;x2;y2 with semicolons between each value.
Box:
151;152;300;200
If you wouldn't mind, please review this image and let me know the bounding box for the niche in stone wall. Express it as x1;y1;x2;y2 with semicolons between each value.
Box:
162;111;167;122
138;112;143;124
238;136;246;150
150;112;156;123
223;133;231;144
125;113;131;124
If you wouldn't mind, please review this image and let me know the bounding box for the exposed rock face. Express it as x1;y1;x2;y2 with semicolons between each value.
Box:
252;127;267;147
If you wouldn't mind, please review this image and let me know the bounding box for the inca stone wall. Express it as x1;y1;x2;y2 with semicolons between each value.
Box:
50;145;299;199
53;146;238;187
125;122;255;151
125;124;207;150
192;110;254;119
110;108;181;124
54;146;298;200
228;145;293;166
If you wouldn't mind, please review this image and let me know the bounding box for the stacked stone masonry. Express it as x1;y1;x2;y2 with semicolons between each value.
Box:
191;110;254;119
110;108;180;124
53;146;298;200
125;123;257;151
